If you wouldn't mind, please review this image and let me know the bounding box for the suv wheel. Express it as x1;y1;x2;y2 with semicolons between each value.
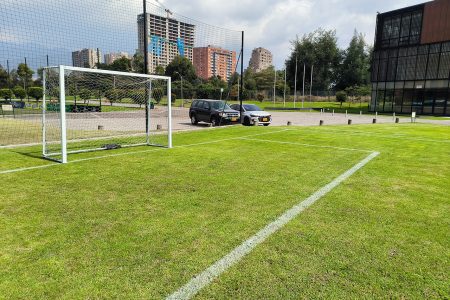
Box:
190;114;198;125
243;117;251;126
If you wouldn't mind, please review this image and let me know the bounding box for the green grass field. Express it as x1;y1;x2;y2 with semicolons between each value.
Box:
0;124;449;299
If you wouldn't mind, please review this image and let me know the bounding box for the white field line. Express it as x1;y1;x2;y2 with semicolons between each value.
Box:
240;138;374;153
166;151;380;300
0;129;290;175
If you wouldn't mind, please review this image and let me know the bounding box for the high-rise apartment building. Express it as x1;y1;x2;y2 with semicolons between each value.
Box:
138;13;195;73
248;47;273;73
371;0;450;116
72;48;102;68
193;46;236;81
104;52;130;65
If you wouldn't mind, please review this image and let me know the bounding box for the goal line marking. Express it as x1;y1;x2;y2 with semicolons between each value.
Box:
166;151;380;300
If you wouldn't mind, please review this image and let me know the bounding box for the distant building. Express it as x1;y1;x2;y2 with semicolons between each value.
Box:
248;47;273;73
193;46;236;81
371;0;450;116
104;52;130;65
72;48;102;68
137;13;195;73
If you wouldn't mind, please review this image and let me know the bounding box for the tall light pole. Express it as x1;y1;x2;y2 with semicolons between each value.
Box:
294;54;298;108
273;68;277;104
173;71;183;102
309;64;314;103
302;63;306;108
283;67;287;107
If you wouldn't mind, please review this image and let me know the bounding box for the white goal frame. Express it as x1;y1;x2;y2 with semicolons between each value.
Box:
42;65;172;163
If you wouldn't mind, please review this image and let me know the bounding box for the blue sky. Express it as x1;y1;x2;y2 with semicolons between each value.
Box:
0;0;426;71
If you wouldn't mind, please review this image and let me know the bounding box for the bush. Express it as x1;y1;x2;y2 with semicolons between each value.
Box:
256;93;264;102
28;87;43;101
0;89;13;101
171;93;177;104
336;91;347;107
152;88;163;104
13;86;26;101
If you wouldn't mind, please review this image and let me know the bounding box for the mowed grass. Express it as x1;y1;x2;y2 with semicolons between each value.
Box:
0;124;449;299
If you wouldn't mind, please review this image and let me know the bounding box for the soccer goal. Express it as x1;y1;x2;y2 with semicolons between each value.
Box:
42;65;172;163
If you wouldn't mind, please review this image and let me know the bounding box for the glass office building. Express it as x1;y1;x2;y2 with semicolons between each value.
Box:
371;0;450;116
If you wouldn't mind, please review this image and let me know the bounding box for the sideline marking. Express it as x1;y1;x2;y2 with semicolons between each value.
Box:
0;129;289;175
166;151;380;300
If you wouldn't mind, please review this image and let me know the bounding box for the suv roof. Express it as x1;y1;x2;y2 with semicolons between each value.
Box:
194;99;224;102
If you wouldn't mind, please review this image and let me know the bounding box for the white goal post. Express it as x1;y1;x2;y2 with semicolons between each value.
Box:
42;65;172;163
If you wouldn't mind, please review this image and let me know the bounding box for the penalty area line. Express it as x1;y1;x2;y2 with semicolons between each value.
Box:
166;151;380;300
0;129;290;175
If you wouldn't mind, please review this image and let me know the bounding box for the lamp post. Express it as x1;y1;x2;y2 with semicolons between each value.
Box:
173;71;183;104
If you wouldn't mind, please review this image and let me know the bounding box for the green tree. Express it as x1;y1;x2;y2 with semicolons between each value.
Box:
105;89;122;106
155;65;165;76
286;29;340;92
132;53;145;73
28;87;43;101
335;31;371;90
13;86;26;101
165;56;197;82
0;65;9;89
109;57;133;72
130;90;146;108
17;63;34;90
79;89;91;104
336;91;347;107
0;89;13;101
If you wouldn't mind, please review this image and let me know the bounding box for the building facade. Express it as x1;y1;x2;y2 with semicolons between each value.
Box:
72;48;102;68
104;52;130;65
138;13;195;74
371;0;450;116
193;46;237;81
248;47;273;73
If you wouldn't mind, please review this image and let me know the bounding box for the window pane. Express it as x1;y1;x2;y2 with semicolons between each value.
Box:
438;52;450;79
426;53;440;79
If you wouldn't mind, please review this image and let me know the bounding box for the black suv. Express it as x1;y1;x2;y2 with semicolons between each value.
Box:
189;100;240;126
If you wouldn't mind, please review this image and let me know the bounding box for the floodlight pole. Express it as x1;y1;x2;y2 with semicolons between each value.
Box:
273;68;276;104
283;67;287;107
294;55;298;108
309;64;314;103
302;63;306;108
239;31;244;120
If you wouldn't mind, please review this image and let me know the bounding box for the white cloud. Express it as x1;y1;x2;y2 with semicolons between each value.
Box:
160;0;426;68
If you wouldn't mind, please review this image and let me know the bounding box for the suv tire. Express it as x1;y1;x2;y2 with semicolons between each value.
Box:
190;114;198;125
243;117;251;126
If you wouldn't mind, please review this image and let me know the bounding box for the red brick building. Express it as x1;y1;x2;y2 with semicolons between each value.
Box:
193;46;237;81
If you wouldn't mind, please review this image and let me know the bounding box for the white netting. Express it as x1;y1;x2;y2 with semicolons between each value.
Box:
43;66;170;162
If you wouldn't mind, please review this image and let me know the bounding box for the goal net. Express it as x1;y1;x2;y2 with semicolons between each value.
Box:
43;66;172;163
